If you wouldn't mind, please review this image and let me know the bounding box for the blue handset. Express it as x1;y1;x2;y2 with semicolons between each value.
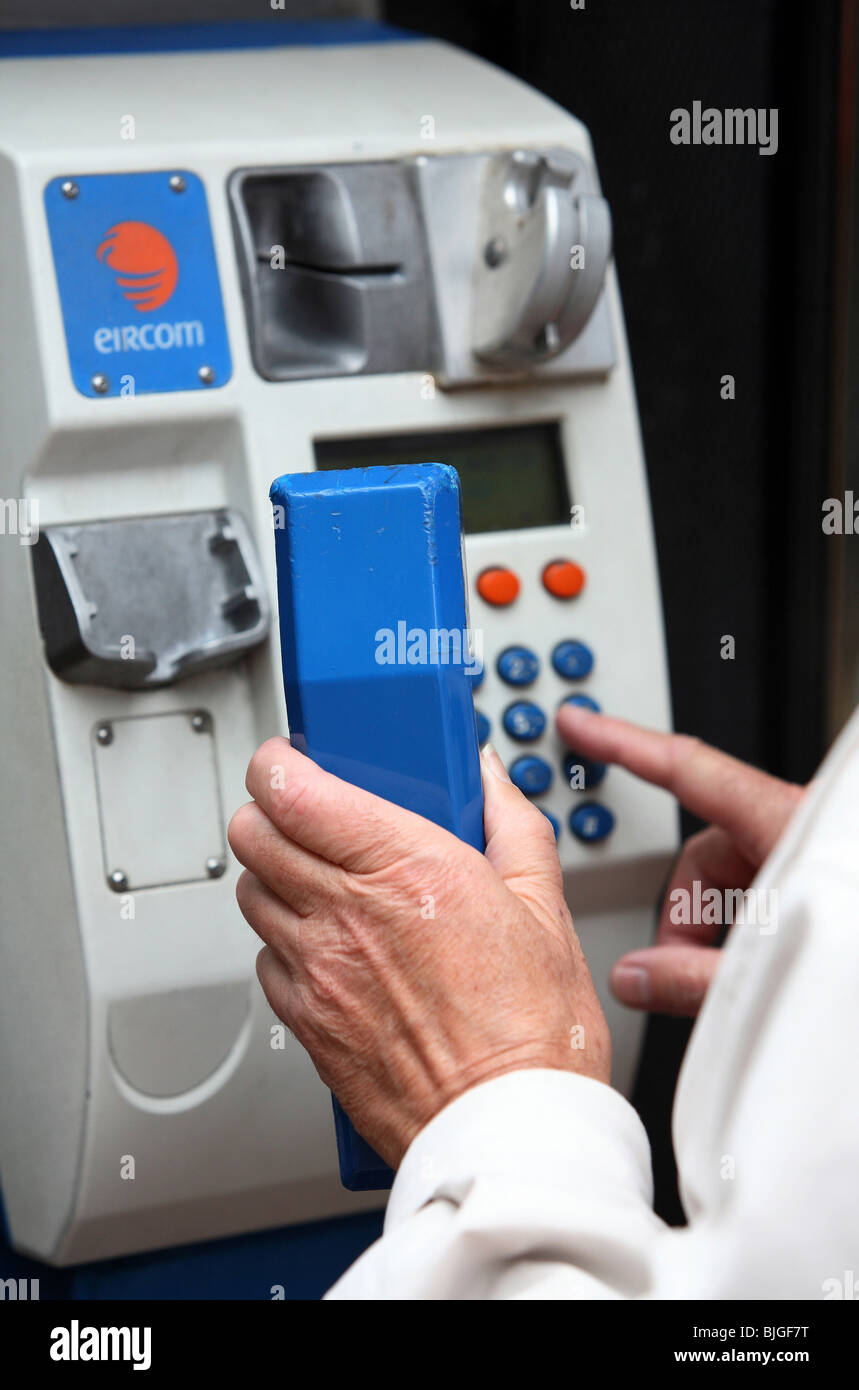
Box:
269;463;485;1190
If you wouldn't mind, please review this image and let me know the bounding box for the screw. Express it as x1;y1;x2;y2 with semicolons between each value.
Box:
190;711;210;733
484;236;508;268
206;856;226;879
109;870;128;893
96;723;113;746
198;365;215;385
537;321;560;354
169;174;187;193
91;374;110;395
61;180;79;200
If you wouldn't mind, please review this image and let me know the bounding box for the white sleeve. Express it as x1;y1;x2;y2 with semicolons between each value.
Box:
326;710;859;1302
328;1070;664;1300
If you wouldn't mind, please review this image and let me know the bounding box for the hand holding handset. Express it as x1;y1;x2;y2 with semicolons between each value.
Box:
269;463;485;1189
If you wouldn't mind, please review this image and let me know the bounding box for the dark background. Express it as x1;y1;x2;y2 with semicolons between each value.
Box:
384;0;837;780
381;0;844;1222
0;0;851;1261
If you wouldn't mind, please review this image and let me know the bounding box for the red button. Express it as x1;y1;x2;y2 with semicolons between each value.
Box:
542;560;586;598
477;567;520;606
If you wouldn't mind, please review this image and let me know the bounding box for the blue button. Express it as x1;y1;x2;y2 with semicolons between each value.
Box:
569;802;615;843
475;710;491;747
497;646;539;687
509;755;553;795
563;753;607;791
542;810;561;841
552;640;594;680
561;693;601;713
469;664;485;692
503;701;546;741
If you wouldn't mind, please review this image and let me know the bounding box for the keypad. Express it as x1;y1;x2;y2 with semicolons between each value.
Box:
552;640;594;680
563;752;607;792
542;559;586;598
569;803;615;843
509;755;553;796
497;646;539;687
473;560;614;844
561;692;601;714
503;701;546;741
477;567;520;606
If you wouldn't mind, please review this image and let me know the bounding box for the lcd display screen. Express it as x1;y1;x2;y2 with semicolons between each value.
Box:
314;423;569;534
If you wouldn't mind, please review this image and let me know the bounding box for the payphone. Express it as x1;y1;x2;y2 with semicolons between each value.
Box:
0;24;676;1266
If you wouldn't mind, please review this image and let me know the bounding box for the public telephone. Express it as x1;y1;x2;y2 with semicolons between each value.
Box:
0;25;676;1266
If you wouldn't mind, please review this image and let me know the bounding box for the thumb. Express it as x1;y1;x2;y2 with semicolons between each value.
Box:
480;743;564;906
610;945;721;1017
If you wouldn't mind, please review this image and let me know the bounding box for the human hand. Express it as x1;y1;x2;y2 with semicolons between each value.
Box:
228;738;610;1168
557;703;805;1016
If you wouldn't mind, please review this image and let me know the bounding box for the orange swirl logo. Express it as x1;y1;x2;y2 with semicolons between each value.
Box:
96;221;179;312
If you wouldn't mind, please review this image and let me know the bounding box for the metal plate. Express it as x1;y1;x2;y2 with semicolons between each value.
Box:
93;711;225;890
33;510;269;689
45;169;232;398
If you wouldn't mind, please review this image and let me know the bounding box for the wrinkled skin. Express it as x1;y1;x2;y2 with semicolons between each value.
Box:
553;705;804;1016
228;704;804;1168
228;738;608;1168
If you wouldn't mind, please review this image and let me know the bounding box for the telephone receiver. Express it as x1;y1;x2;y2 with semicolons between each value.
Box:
270;462;485;1189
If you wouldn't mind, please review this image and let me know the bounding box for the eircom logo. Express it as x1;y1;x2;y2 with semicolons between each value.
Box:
94;219;204;355
97;221;178;310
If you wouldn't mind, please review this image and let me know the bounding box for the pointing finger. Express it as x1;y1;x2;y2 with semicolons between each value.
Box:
557;705;803;863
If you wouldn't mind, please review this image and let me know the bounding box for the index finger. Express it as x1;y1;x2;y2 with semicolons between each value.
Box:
556;705;803;863
244;736;449;873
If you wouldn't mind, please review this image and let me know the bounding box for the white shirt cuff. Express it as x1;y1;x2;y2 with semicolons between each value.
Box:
385;1068;654;1230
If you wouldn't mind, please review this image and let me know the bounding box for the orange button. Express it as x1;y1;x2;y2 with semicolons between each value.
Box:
477;567;520;606
542;559;586;599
